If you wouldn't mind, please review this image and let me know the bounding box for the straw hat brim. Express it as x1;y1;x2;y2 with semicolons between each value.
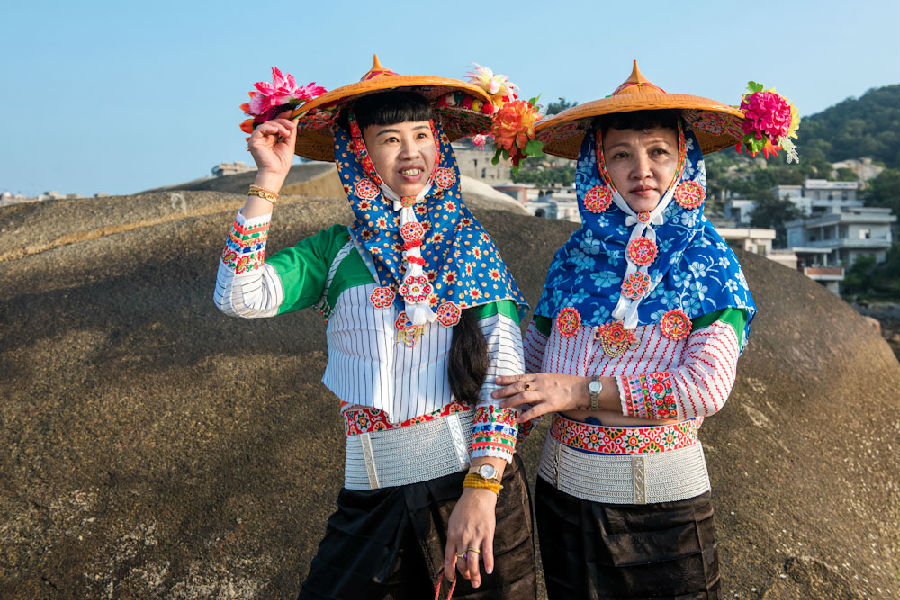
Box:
536;93;745;159
290;76;494;162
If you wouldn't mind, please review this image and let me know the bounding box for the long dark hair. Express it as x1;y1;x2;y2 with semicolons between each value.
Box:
448;309;489;404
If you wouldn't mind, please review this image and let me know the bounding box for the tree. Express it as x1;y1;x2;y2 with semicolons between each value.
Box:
863;168;900;217
748;190;801;247
545;97;577;115
512;165;575;185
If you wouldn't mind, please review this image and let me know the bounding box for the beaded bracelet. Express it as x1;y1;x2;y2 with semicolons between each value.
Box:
463;473;503;495
248;185;279;204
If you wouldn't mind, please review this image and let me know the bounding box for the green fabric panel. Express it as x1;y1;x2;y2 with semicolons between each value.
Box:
326;248;376;308
532;314;552;336
469;300;520;324
691;308;747;346
268;224;350;315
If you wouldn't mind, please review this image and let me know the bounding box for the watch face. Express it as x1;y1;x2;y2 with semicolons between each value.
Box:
589;380;602;393
479;464;497;480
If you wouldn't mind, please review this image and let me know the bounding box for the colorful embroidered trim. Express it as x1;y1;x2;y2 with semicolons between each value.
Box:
347;112;385;186
660;309;691;339
621;371;679;420
690;110;742;137
593;321;638;358
436;301;462;327
583;185;613;213
354;178;380;200
674;180;705;210
369;286;395;309
550;414;698;455
626;237;658;266
394;311;425;347
621;272;651;300
433;167;457;190
637;211;652;223
221;217;269;274
344;401;471;436
472;405;519;460
399;274;433;303
556;307;581;337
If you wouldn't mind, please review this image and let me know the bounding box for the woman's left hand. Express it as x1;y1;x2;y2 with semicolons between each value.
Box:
492;373;590;423
444;488;497;588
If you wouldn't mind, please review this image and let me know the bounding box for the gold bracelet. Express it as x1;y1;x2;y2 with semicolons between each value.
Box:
463;473;502;495
248;185;279;204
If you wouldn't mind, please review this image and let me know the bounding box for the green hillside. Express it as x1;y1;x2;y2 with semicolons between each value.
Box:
796;85;900;167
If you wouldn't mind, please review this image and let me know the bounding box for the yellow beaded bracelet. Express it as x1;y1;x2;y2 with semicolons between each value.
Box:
463;473;503;495
248;185;279;204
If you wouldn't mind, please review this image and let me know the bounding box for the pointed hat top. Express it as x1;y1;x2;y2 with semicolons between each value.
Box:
613;60;666;95
360;53;398;81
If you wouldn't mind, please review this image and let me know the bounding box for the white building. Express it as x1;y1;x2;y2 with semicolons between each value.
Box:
786;206;895;266
774;179;860;217
722;192;755;225
452;145;511;184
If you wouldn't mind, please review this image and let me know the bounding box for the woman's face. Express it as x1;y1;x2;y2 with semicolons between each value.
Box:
602;127;678;213
363;121;437;197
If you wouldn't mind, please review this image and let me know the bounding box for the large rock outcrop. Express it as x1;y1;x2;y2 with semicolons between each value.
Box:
1;187;897;599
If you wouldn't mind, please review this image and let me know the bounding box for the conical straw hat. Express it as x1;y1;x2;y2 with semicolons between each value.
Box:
291;55;495;162
536;61;745;158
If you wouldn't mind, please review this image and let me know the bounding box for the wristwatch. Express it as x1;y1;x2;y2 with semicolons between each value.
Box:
469;463;501;483
588;376;603;411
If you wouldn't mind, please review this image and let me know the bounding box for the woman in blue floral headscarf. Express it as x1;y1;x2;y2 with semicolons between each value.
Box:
492;62;799;598
216;56;540;599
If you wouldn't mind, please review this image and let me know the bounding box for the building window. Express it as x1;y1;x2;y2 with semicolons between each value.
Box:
841;191;848;200
859;228;871;239
473;159;478;168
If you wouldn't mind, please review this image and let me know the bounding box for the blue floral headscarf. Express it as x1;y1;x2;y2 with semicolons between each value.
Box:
534;122;756;348
333;120;526;325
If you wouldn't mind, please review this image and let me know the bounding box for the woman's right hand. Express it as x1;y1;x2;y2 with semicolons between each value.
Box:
247;113;297;192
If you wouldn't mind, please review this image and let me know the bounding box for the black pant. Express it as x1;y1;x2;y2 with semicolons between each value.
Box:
536;477;721;600
298;455;536;600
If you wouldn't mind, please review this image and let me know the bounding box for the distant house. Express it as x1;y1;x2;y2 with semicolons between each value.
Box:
211;162;255;177
786;206;895;294
774;179;861;217
452;145;511;184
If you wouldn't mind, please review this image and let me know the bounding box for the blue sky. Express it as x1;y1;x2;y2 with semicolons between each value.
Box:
2;0;898;197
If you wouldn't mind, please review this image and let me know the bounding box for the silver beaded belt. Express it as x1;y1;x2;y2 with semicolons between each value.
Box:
537;426;710;505
344;410;473;490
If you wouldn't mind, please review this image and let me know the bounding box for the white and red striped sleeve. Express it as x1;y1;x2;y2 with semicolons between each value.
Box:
523;321;549;374
618;321;741;420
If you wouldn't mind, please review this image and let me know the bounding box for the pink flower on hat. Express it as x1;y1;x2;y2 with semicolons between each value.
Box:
740;90;793;143
248;67;327;116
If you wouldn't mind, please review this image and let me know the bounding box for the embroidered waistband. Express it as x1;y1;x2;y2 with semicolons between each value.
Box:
549;414;700;455
344;401;471;436
344;410;473;490
538;433;710;505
